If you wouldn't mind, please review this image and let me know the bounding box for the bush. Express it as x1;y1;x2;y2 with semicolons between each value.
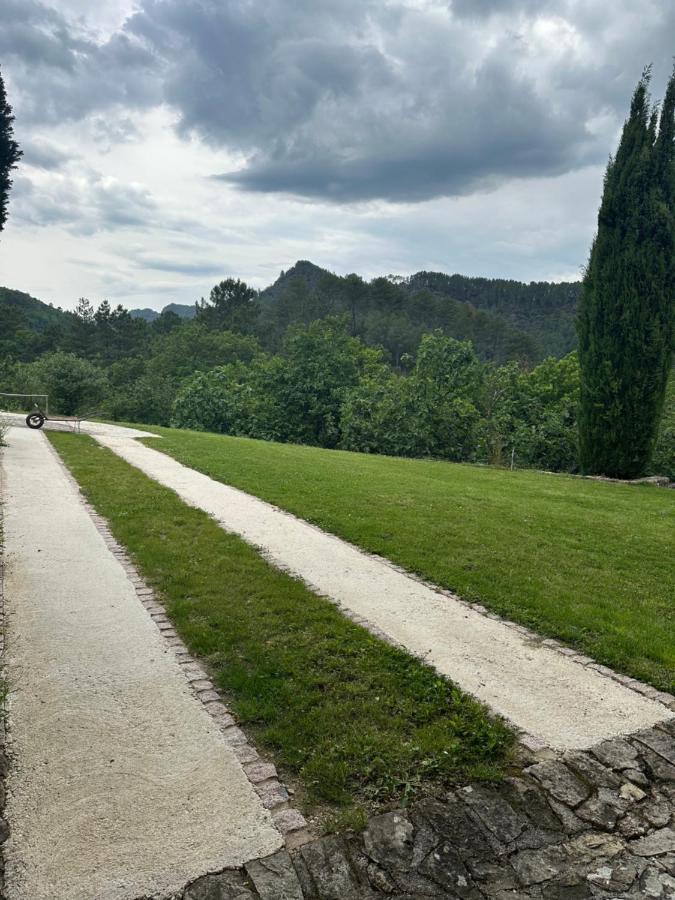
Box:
172;364;252;434
475;355;579;471
174;319;388;447
341;334;482;462
9;351;108;415
340;375;427;457
515;354;580;472
102;372;179;426
275;318;386;447
168;321;584;476
408;333;482;460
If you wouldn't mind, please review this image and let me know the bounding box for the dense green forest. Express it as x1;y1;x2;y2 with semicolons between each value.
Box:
405;271;580;358
256;261;578;362
132;260;579;362
1;262;672;476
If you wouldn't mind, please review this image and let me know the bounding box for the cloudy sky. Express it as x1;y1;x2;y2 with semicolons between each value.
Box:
0;0;673;312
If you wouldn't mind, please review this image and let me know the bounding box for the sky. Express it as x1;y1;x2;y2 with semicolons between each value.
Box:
0;0;673;312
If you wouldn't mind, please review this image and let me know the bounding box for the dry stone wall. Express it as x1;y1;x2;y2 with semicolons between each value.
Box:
176;721;675;900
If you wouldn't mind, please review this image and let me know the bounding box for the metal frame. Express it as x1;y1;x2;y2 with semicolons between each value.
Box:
1;395;82;433
0;392;49;414
28;404;82;433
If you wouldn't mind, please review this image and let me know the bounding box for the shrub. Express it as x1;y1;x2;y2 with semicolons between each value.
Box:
9;351;108;415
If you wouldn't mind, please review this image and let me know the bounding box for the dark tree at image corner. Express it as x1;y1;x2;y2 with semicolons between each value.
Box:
0;66;22;234
577;65;675;478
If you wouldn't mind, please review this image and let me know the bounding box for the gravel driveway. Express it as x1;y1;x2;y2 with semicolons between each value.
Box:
1;425;281;900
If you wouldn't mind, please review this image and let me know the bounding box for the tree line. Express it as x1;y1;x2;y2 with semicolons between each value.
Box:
2;297;672;476
256;261;577;364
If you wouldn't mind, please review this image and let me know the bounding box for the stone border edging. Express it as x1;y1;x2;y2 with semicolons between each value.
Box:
44;437;313;856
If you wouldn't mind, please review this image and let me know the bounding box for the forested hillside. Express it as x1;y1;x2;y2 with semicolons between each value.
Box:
2;261;581;369
406;272;580;358
0;286;66;329
257;261;578;363
1;264;671;477
0;287;72;361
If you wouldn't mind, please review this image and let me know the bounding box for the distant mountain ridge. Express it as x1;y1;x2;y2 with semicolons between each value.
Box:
0;286;71;330
405;271;580;359
260;261;580;360
129;302;196;321
0;286;73;362
2;262;582;362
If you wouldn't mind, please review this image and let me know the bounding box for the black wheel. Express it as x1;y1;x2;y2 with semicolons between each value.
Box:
26;413;45;429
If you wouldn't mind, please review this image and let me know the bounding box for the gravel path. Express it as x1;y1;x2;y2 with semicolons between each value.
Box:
86;423;672;752
1;426;282;900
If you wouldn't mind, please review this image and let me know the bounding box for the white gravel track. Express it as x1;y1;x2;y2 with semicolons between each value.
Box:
84;422;673;752
0;425;282;900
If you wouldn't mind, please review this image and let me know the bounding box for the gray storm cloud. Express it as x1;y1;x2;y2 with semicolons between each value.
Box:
2;0;673;203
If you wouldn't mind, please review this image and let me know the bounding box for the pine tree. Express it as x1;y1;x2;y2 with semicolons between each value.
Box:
0;67;22;234
577;67;675;477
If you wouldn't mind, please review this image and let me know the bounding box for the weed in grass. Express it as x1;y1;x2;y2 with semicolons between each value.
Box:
322;806;370;835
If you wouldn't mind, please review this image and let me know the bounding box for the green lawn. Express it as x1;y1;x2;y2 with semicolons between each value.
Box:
140;427;675;692
49;432;512;819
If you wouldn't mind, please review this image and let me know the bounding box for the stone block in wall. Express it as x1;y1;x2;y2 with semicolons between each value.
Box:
183;870;256;900
525;760;591;808
246;850;304;900
298;835;368;900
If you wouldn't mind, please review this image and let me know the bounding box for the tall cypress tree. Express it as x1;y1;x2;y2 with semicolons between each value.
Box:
577;67;674;478
0;66;22;235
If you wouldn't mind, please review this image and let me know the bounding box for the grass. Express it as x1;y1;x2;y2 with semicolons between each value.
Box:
49;432;513;818
138;427;675;693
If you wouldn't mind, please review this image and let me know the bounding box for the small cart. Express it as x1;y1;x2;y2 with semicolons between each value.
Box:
26;404;82;433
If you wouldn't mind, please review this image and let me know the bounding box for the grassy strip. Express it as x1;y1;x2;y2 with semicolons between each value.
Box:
141;427;675;692
49;432;513;817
